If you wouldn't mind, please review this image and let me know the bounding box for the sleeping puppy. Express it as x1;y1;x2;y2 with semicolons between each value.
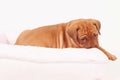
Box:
15;19;117;61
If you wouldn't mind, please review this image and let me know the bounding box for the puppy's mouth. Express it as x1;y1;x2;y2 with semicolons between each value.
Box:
86;45;99;49
78;43;99;49
82;46;95;49
86;46;93;49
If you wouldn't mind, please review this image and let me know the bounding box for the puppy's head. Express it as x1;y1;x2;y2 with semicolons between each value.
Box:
66;19;101;48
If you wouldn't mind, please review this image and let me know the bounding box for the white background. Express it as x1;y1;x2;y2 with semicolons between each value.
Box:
0;0;120;48
0;0;120;80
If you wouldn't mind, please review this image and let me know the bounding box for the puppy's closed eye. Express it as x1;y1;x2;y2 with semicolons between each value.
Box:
80;36;87;44
93;33;98;39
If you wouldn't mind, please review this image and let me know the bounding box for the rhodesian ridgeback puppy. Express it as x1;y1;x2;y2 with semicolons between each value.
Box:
15;19;117;61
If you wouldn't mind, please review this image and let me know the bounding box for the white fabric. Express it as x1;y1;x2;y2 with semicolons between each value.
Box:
0;43;120;80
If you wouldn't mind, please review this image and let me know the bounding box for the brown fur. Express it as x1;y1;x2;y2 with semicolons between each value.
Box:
15;19;117;61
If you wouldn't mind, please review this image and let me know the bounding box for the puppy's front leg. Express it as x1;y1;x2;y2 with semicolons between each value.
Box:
97;46;117;61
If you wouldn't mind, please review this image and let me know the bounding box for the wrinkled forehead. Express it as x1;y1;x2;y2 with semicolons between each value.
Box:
71;19;98;35
70;19;91;26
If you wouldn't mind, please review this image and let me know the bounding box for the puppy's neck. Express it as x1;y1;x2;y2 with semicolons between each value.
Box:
56;23;79;48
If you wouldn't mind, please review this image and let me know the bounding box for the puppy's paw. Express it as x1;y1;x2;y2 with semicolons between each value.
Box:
108;55;117;61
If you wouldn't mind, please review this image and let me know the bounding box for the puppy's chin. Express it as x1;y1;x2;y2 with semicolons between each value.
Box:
79;44;99;49
86;47;94;49
80;46;95;49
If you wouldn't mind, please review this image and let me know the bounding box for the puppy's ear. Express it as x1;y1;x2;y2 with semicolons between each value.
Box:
94;20;101;35
66;23;80;47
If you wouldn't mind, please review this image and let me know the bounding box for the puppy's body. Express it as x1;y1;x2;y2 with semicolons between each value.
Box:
15;23;72;48
15;19;117;61
15;19;99;48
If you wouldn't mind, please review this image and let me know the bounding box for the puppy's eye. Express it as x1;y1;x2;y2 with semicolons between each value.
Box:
94;34;98;38
81;37;87;43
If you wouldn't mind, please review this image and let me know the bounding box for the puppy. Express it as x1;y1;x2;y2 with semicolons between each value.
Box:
15;19;117;61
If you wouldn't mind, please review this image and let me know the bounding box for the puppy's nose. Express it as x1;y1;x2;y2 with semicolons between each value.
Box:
86;46;92;49
89;46;93;48
86;46;93;49
87;45;96;49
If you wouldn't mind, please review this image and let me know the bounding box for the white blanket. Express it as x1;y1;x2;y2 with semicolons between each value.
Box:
0;43;120;80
